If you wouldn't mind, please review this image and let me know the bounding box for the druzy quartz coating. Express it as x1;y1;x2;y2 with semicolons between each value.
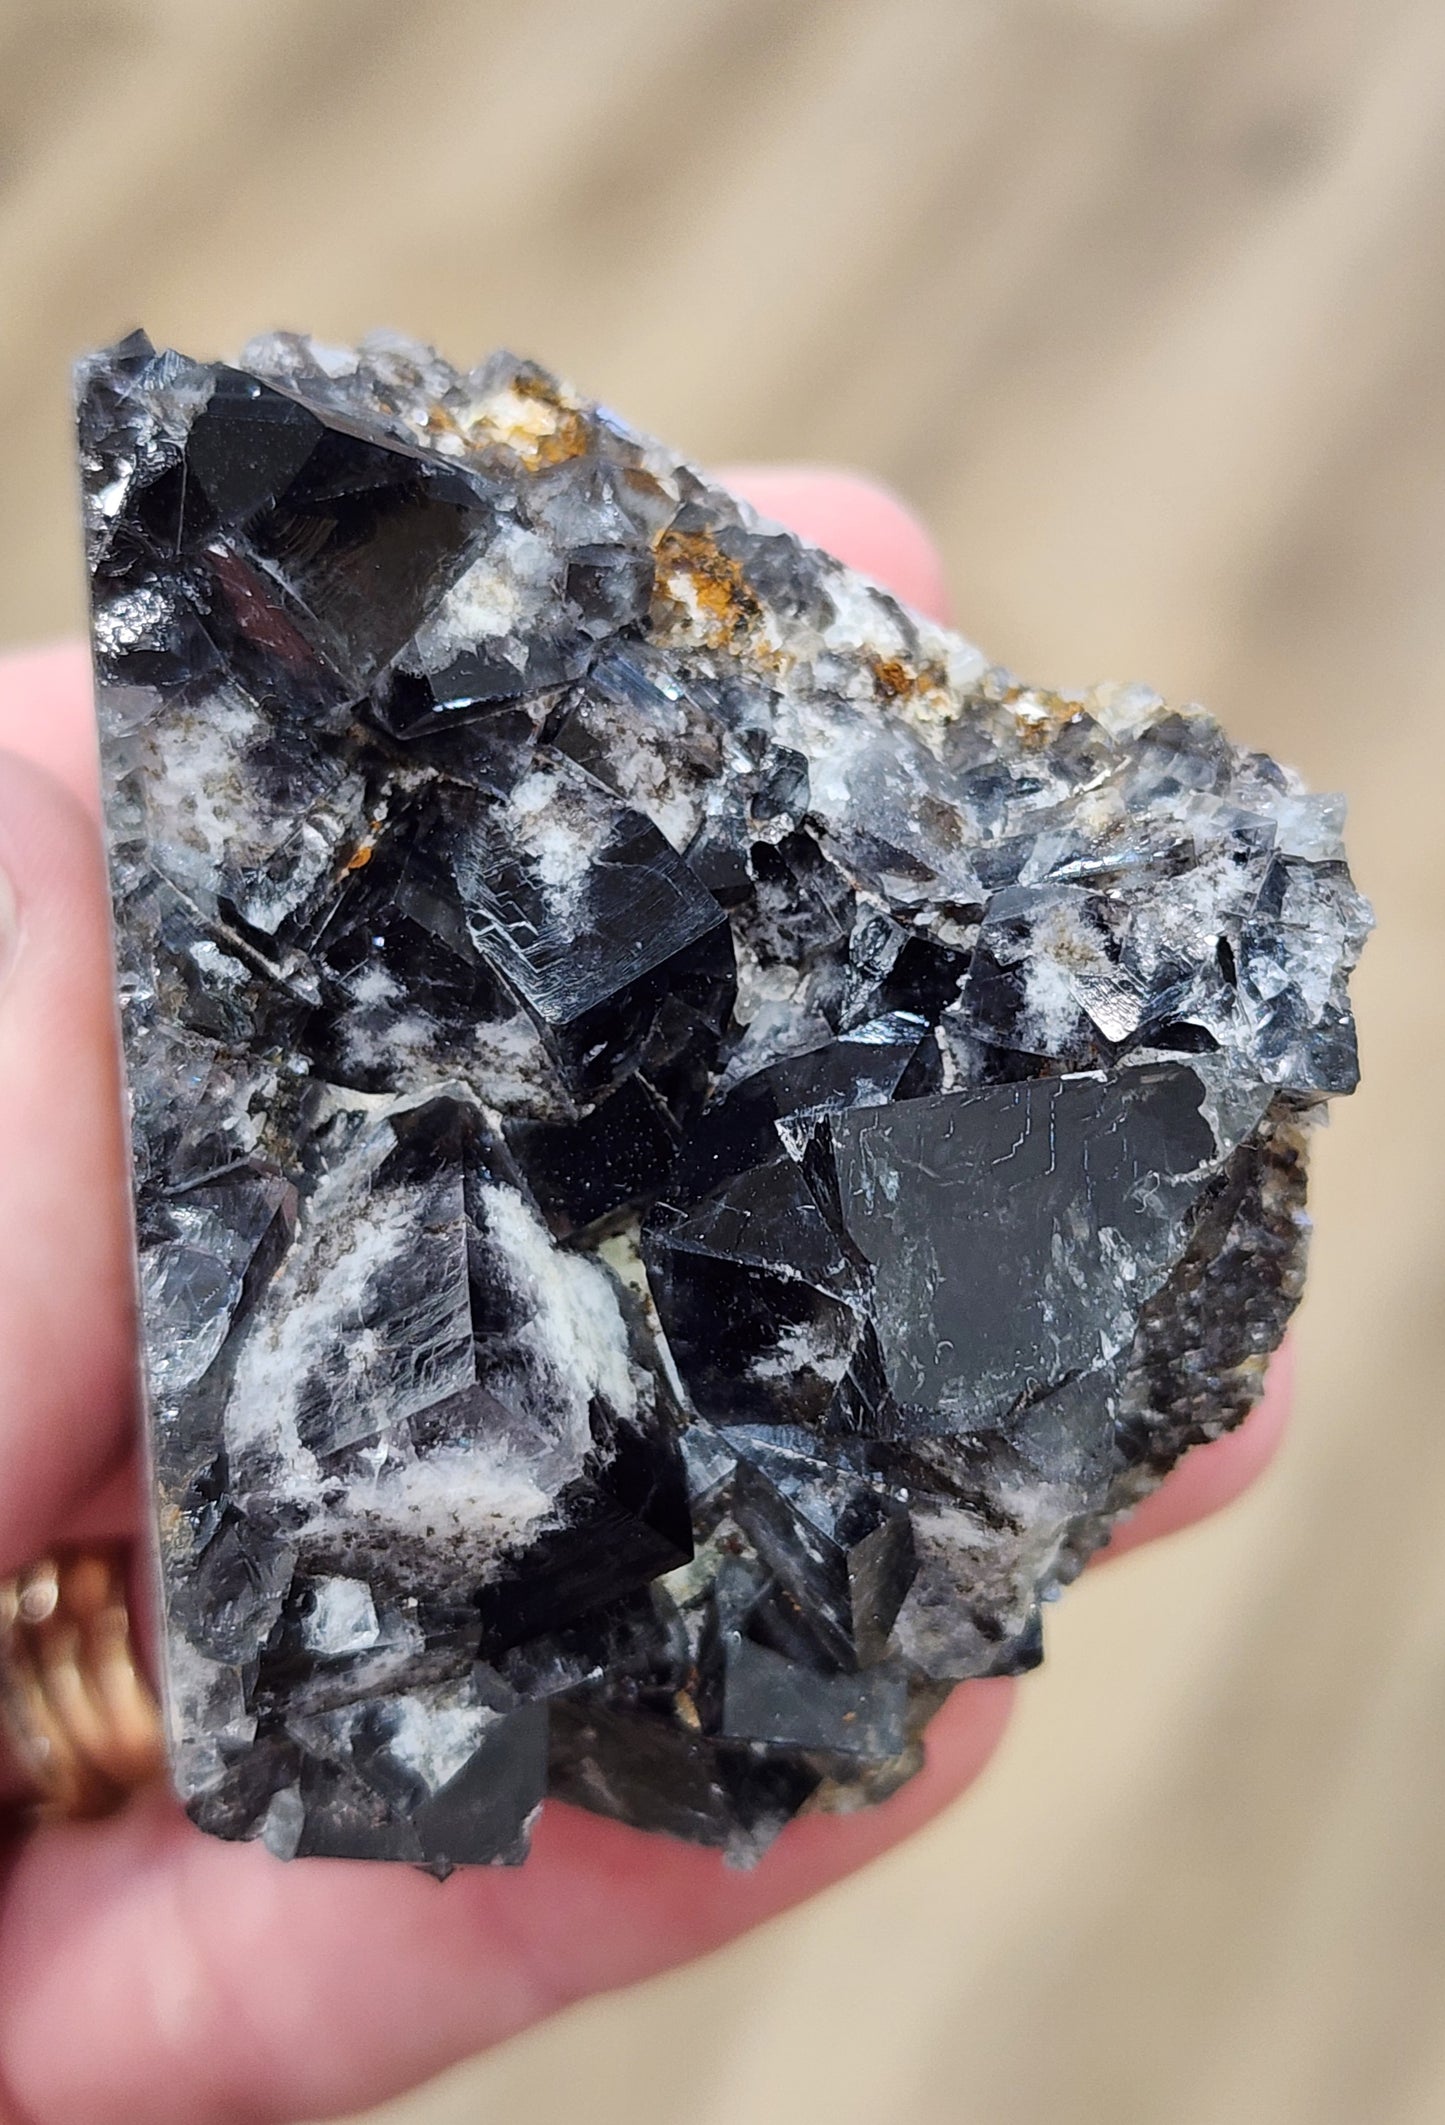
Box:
78;330;1370;1871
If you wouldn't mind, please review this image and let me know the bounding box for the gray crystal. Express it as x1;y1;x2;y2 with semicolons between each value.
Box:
77;328;1369;1868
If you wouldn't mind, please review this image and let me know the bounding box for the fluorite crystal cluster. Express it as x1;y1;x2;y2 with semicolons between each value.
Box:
78;331;1369;1871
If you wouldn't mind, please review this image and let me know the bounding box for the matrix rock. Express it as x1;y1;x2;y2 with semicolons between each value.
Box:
77;331;1369;1869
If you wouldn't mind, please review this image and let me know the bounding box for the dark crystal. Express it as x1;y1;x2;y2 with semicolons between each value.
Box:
78;329;1369;1868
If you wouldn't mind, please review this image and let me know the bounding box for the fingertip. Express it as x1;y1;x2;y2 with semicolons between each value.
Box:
0;643;99;818
718;465;953;623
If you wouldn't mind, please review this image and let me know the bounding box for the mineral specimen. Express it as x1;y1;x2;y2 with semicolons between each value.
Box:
77;329;1369;1871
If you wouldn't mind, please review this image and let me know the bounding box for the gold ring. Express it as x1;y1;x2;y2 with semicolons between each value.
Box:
0;1545;165;1825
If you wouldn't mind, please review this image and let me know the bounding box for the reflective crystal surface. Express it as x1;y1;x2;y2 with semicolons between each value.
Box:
78;330;1370;1870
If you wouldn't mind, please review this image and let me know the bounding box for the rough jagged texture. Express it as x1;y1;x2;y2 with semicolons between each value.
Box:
78;330;1369;1871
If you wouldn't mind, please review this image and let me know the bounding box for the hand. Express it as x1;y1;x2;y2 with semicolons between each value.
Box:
0;474;1290;2125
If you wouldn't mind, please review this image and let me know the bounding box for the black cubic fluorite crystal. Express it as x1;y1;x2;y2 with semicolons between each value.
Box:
78;330;1370;1871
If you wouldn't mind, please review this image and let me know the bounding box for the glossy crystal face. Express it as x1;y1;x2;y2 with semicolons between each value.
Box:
78;330;1368;1870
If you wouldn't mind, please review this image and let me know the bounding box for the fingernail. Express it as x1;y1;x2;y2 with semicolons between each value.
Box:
0;857;17;989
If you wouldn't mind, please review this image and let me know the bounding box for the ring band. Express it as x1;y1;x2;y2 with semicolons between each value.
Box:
0;1546;165;1824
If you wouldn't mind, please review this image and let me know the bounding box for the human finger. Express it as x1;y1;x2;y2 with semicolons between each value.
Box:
0;751;136;1579
0;643;99;818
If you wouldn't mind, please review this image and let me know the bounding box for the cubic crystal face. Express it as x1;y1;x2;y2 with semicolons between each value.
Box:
78;329;1370;1870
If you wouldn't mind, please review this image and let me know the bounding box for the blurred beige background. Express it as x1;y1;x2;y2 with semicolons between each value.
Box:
2;1;1440;2120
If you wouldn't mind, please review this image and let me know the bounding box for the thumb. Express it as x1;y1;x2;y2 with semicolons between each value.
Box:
0;749;136;1578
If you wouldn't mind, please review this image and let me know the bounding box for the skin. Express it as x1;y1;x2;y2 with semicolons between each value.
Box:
0;473;1289;2125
